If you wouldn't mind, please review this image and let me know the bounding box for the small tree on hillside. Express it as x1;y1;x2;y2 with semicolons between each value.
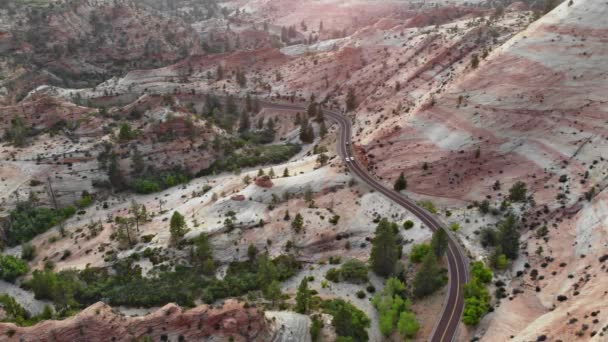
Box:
295;277;311;314
131;146;145;176
394;172;407;192
292;213;304;233
508;181;527;202
170;211;189;243
346;88;357;112
498;214;520;260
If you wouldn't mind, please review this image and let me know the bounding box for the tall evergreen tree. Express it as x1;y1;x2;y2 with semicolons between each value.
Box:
108;153;125;190
319;120;328;139
394;172;407;191
413;253;444;298
307;101;317;117
169;211;189;243
345;88;357;112
131;146;145;176
295;277;310;314
370;219;399;277
431;228;449;258
498;214;520;260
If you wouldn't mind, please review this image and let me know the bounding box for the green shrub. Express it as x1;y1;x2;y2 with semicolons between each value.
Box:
325;268;341;282
372;277;420;338
310;315;324;342
322;298;370;341
131;169;190;194
199;144;301;175
409;243;432;263
21;243;36;261
403;220;414;230
338;259;369;284
418;201;437;214
0;255;28;282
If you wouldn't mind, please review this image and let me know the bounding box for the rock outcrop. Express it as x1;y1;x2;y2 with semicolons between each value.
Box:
0;300;271;342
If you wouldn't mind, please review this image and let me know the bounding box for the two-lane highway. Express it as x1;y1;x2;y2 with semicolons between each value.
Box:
262;101;469;342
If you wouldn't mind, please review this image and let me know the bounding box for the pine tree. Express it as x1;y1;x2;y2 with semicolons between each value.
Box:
346;88;357;112
370;219;399;277
129;200;148;232
265;280;282;307
108;153;125;190
431;228;449;258
315;109;324;123
413;253;444;298
269;168;276;178
498;214;520;260
283;168;289;177
170;211;189;242
394;172;407;191
307;101;317;117
295;277;310;314
292;213;304;233
319;120;328;138
131;146;145;176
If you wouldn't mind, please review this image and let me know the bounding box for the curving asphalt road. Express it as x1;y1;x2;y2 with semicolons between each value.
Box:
262;101;469;342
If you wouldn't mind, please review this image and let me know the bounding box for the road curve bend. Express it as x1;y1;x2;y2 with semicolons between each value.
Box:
262;101;470;342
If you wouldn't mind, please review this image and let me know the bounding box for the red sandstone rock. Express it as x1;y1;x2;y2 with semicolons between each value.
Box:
255;176;273;188
0;300;270;342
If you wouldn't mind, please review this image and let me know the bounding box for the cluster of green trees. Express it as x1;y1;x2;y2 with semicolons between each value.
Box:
0;254;28;282
373;278;420;338
202;94;262;133
199;143;301;175
298;115;315;144
462;261;493;325
321;298;371;341
131;169;191;194
411;228;449;298
325;259;369;284
6;195;76;246
482;214;521;269
0;294;54;327
22;241;300;312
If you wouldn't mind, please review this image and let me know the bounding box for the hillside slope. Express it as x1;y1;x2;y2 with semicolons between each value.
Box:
364;0;608;340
